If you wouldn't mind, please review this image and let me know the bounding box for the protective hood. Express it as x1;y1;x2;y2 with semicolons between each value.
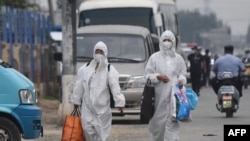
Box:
159;30;176;56
93;41;108;65
93;41;108;56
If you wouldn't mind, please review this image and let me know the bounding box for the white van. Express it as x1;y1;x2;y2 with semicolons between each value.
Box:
76;25;157;115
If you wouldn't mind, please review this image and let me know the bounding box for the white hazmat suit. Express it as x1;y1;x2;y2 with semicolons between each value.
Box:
145;30;187;141
70;41;125;141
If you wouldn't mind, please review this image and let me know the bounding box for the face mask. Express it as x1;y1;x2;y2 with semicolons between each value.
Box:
94;54;104;63
162;41;172;50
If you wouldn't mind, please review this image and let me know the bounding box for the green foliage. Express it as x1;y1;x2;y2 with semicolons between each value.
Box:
178;10;225;44
0;0;40;10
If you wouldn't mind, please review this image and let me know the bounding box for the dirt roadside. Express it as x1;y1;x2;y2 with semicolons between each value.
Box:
31;99;151;141
37;98;61;125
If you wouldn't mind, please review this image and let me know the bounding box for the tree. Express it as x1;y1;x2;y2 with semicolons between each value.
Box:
178;10;225;44
246;24;250;44
57;0;77;126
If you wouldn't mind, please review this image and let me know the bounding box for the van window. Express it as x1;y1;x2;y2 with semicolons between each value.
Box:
76;34;146;62
79;8;157;35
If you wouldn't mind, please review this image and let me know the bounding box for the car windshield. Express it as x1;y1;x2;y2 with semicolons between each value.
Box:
78;8;157;34
76;34;146;63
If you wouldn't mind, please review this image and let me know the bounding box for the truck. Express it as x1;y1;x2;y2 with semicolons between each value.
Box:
155;0;179;35
77;0;178;37
0;59;43;141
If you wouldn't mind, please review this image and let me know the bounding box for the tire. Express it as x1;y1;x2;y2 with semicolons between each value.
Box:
140;114;150;124
225;109;234;118
244;84;248;89
0;117;21;141
242;76;249;89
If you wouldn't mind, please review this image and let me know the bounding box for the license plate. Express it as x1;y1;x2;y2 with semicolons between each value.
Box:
223;101;232;108
222;95;232;108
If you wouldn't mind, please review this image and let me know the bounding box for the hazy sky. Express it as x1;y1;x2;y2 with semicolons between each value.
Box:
38;0;250;36
176;0;250;36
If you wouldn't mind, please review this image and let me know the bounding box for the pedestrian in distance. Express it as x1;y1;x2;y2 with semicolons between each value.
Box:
187;46;206;96
144;30;187;141
203;49;211;87
241;49;250;64
70;41;125;141
211;45;245;97
213;53;219;62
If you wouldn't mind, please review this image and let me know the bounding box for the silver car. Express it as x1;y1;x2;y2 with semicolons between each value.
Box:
75;25;157;116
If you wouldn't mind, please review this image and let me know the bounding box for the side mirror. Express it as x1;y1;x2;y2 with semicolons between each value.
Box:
54;53;62;61
154;13;163;27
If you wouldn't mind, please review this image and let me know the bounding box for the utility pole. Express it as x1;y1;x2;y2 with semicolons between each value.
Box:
48;0;54;26
57;0;77;126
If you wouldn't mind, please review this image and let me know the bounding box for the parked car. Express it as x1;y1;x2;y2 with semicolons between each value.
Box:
76;25;158;116
0;60;43;140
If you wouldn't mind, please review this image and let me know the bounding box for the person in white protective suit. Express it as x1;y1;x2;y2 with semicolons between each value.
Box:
144;30;187;141
70;41;125;141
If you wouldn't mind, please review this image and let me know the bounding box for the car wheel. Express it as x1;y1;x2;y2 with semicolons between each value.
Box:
0;117;21;141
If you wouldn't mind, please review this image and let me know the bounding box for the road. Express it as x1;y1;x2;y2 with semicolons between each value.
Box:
25;86;250;141
110;86;250;141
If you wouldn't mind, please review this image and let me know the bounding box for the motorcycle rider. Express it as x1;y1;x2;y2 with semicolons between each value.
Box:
211;45;245;97
241;50;250;88
241;50;250;63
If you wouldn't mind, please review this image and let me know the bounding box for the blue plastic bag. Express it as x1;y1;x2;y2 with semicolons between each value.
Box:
175;85;191;121
186;88;199;110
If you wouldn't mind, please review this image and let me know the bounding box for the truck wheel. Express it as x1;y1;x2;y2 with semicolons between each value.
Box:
0;117;21;141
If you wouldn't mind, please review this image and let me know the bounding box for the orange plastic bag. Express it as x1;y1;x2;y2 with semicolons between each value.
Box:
61;108;85;141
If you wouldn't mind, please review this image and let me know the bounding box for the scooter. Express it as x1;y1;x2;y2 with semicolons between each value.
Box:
215;72;240;118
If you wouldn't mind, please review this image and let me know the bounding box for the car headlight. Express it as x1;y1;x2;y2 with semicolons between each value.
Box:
19;89;35;104
127;76;146;88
